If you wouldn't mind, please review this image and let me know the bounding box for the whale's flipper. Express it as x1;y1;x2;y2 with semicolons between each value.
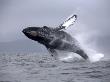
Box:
59;14;77;29
52;14;77;32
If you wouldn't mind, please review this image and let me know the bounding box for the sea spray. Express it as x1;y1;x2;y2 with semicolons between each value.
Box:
59;52;81;61
59;32;104;62
85;48;104;62
75;34;104;62
58;50;104;63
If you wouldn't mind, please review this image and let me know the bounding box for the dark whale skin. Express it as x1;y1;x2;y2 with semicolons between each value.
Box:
22;26;88;60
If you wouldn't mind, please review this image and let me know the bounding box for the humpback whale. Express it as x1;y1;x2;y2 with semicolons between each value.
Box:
22;14;88;60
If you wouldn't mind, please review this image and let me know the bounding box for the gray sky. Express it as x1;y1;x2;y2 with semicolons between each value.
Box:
0;0;110;55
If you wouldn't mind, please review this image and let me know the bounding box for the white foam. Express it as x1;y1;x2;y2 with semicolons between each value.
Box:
59;48;104;63
59;52;81;62
85;49;104;62
74;33;104;63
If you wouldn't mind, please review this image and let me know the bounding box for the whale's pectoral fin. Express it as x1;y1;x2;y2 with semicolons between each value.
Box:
59;14;77;29
47;48;58;60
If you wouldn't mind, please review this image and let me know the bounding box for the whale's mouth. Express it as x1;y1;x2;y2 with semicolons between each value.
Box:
22;27;40;35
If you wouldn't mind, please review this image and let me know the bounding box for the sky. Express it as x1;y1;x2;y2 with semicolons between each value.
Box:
0;0;110;55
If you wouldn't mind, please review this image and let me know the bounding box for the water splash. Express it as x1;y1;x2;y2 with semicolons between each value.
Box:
74;31;104;63
59;52;81;62
59;50;104;63
85;49;104;62
59;13;104;63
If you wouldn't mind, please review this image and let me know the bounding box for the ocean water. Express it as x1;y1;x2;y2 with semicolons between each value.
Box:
0;53;110;82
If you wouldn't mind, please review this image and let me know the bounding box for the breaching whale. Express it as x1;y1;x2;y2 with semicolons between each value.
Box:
22;14;88;60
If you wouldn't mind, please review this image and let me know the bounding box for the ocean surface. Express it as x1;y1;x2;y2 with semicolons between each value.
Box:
0;53;110;82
